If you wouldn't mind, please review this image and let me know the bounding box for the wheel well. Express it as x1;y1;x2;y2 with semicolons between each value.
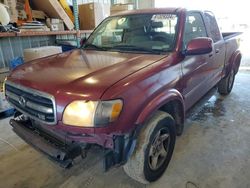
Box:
159;100;184;133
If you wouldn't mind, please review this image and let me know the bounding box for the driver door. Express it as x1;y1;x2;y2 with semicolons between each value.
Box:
181;12;214;110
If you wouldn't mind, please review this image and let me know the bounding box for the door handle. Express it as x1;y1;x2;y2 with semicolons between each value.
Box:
209;53;213;57
215;49;220;53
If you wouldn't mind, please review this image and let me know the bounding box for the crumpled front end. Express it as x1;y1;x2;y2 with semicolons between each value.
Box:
9;111;137;170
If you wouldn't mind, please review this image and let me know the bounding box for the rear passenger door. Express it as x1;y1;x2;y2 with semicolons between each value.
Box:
181;12;214;110
204;11;226;84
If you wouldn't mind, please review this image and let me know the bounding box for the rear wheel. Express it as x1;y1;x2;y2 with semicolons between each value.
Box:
123;111;176;184
218;69;235;95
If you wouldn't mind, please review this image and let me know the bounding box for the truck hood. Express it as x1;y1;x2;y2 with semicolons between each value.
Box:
8;49;166;100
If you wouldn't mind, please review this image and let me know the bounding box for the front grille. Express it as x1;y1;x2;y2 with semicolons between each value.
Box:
5;81;56;124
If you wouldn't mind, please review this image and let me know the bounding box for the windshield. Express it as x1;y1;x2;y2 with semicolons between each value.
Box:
84;13;178;54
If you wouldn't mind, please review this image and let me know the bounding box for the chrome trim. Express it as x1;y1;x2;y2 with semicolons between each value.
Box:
5;90;19;102
26;101;53;114
5;91;53;114
5;80;57;125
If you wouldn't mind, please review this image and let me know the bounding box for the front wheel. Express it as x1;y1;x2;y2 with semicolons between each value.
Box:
218;69;235;95
123;111;176;184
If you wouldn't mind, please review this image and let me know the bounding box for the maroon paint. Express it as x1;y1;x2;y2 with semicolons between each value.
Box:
7;8;242;149
186;37;213;55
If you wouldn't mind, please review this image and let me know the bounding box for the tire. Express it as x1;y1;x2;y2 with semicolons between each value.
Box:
123;111;176;184
218;69;235;95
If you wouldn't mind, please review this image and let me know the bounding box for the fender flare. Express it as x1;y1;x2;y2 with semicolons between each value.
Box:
122;89;185;163
226;50;242;75
135;88;185;125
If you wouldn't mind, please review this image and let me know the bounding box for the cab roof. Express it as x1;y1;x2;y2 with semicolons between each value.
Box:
111;7;186;17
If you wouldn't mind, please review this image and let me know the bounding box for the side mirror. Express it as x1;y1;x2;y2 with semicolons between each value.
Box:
185;37;213;56
80;37;87;47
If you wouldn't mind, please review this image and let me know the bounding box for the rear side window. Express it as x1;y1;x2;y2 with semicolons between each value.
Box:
183;12;207;48
204;12;222;43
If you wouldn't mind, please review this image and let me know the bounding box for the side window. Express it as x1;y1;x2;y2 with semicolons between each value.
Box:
183;12;207;48
204;12;222;43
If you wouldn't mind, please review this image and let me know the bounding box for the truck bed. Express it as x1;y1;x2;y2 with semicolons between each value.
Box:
222;32;242;40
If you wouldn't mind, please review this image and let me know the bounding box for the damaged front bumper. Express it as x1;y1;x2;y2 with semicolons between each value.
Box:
9;118;138;171
10;119;83;168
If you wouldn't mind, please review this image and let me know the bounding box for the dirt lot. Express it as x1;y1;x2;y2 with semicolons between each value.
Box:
0;72;249;188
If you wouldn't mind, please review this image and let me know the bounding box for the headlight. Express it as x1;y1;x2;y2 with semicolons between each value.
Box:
95;100;123;125
62;100;98;127
62;99;123;127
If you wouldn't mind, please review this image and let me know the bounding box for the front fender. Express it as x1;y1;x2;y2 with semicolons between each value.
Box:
135;89;185;125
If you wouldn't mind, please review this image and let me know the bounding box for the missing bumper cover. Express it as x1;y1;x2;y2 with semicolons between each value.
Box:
9;119;82;168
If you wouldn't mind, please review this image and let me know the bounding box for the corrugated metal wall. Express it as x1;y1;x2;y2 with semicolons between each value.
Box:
0;36;56;69
56;33;90;40
0;32;91;69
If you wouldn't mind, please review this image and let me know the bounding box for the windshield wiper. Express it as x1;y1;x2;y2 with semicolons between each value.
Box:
83;43;108;51
111;44;163;54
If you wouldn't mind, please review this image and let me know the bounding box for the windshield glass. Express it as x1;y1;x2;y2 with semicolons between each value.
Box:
84;13;178;54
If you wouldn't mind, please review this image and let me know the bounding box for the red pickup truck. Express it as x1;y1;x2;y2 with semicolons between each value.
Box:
4;8;241;184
